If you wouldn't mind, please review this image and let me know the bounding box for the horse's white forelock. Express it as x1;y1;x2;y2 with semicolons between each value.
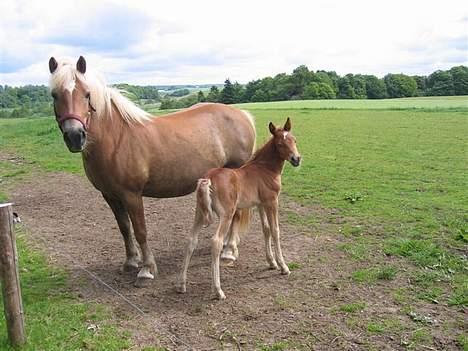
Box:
49;58;151;124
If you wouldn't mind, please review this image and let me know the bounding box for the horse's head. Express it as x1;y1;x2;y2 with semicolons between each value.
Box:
48;56;95;153
269;117;301;167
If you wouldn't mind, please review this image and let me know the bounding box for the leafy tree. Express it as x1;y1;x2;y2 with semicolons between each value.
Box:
338;77;356;99
364;75;387;99
449;66;468;95
384;74;417;97
412;75;427;96
206;86;220;102
197;91;206;102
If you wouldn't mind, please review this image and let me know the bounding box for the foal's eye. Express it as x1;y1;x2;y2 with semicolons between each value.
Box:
85;92;90;99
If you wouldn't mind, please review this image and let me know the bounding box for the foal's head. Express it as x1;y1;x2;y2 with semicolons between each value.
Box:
49;56;94;153
269;118;301;167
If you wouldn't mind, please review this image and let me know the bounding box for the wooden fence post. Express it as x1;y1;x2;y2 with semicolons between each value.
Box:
0;203;26;347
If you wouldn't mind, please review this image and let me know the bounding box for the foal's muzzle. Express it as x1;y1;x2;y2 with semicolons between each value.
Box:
290;155;301;167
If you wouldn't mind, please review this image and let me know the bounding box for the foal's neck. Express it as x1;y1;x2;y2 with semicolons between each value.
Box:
249;139;284;174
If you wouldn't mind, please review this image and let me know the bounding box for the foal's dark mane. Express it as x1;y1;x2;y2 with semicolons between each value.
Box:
245;136;281;167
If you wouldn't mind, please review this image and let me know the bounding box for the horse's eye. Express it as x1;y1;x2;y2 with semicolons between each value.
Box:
51;92;58;100
85;92;90;99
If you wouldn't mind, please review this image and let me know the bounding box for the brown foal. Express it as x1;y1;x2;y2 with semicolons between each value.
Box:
177;118;301;299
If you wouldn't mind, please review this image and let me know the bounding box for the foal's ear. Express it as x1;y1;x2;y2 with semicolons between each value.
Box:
76;56;86;74
49;57;58;74
284;117;291;131
269;122;276;135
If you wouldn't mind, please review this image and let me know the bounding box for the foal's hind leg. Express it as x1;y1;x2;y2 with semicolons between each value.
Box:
212;214;234;300
265;201;290;275
221;210;241;264
124;193;157;287
258;206;278;270
176;208;204;293
103;194;140;272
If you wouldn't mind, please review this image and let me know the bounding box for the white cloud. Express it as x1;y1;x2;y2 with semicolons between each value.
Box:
1;0;467;86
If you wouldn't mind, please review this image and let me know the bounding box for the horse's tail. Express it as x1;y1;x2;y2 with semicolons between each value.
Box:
196;178;213;227
241;109;257;155
238;208;251;234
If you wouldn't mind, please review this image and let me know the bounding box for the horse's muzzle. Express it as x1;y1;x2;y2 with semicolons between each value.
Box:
290;155;301;167
63;128;86;153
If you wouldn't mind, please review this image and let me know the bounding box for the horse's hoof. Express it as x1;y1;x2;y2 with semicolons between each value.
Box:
121;263;139;273
175;284;186;294
281;267;291;275
134;277;153;288
221;252;237;262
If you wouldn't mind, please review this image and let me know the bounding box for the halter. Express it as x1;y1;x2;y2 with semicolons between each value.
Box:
54;97;96;132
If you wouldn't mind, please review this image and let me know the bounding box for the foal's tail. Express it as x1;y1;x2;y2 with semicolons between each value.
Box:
238;208;251;234
196;178;213;227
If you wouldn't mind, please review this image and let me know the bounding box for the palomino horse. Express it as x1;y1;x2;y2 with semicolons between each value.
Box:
48;56;256;287
177;118;301;299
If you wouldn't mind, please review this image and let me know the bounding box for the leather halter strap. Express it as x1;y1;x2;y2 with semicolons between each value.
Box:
55;113;89;131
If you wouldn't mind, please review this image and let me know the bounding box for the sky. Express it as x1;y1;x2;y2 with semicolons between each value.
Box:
1;0;467;86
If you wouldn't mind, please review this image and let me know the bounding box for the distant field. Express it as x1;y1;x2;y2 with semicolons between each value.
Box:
235;95;468;110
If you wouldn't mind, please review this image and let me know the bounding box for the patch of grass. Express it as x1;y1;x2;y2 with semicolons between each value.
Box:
259;341;291;351
448;276;468;307
384;239;447;268
338;239;370;261
0;230;129;350
352;265;398;283
367;322;385;334
339;302;366;313
457;333;468;351
340;223;363;237
287;262;302;270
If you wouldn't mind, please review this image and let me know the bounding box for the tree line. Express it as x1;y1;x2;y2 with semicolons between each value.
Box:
1;65;467;116
160;65;468;109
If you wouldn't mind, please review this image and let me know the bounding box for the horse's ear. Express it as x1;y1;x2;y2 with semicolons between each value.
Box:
76;56;86;74
49;57;58;74
284;117;291;131
269;122;276;135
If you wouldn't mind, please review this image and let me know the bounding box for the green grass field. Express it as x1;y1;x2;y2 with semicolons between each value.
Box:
0;96;467;350
235;95;468;110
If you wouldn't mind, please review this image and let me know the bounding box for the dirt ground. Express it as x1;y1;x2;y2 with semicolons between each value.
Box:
8;172;464;350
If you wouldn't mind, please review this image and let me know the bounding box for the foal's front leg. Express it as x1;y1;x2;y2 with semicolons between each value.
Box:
102;194;140;272
265;201;290;275
258;206;278;270
124;193;157;287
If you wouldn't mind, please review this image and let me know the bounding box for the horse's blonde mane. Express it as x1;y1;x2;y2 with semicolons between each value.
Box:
49;58;151;124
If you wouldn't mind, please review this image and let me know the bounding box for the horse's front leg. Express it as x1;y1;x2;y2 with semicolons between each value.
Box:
102;194;141;272
124;193;157;287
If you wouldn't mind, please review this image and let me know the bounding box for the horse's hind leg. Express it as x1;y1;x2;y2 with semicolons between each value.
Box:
176;208;204;293
221;210;241;264
258;206;278;270
124;193;157;287
212;213;234;300
102;194;140;272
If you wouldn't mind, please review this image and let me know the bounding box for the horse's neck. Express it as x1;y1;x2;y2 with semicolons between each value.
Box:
249;140;284;174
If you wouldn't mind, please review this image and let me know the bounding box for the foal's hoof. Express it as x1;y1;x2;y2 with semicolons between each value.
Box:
134;277;153;288
268;262;279;270
213;291;226;300
281;267;291;275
